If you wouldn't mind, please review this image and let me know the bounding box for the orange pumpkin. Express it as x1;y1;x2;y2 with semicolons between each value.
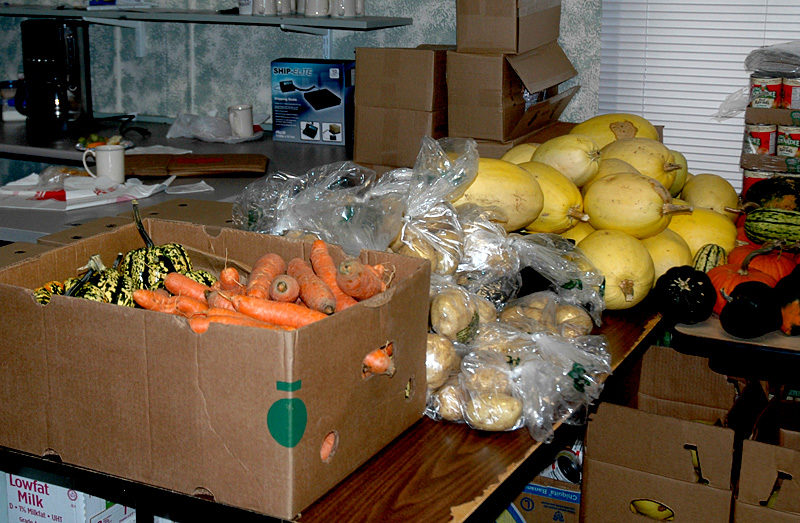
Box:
735;224;760;248
727;244;797;282
707;253;779;315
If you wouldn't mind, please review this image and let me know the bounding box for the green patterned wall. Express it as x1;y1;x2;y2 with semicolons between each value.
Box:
1;0;599;126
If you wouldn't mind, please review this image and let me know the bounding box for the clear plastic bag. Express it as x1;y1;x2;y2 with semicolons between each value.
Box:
744;41;800;77
713;87;750;121
232;161;410;256
390;202;464;276
459;351;525;432
166;113;262;144
499;290;595;338
510;233;605;325
428;275;483;344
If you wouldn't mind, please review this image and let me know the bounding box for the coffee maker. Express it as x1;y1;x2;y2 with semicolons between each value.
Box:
15;18;94;140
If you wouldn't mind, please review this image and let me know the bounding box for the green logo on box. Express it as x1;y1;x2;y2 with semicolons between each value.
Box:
267;380;308;448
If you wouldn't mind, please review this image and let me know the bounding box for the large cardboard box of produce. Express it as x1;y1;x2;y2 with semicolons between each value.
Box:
447;43;578;142
0;219;430;520
502;475;580;522
456;0;562;55
0;241;55;268
354;46;448;112
734;439;800;522
581;346;737;522
354;105;447;167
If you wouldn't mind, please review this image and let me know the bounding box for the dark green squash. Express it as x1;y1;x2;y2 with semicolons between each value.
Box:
742;175;800;212
743;207;800;246
719;281;782;339
119;200;192;289
653;265;716;325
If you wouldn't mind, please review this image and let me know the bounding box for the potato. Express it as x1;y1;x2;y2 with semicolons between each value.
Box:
430;287;479;343
426;333;460;390
555;304;594;337
431;380;464;422
463;367;510;394
475;295;498;324
463;391;523;431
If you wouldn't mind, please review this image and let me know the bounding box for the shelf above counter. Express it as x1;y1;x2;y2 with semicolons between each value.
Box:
0;4;412;30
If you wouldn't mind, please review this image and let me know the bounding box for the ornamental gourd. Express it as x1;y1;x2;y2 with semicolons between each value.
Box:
518;160;589;234
692;243;727;273
599;137;681;189
577;229;655;310
582;172;691;239
707;249;779;315
742;175;800;212
453;158;544;232
775;264;800;336
652;265;716;325
719;281;782;339
743;207;800;246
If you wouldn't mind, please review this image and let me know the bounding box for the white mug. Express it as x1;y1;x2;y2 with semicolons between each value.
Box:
228;104;254;138
238;0;253;15
331;0;355;17
304;0;327;16
355;0;364;15
254;0;276;15
82;144;125;184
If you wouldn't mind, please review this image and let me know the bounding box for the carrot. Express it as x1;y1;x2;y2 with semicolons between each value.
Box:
164;272;210;303
246;253;287;299
173;295;209;317
269;274;301;303
188;314;295;334
205;289;236;311
204;307;252;318
310;239;357;312
134;289;178;313
229;294;327;328
287;257;337;315
218;266;245;294
361;344;395;378
336;258;386;301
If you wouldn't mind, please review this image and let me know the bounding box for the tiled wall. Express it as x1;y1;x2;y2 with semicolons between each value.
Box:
0;0;600;179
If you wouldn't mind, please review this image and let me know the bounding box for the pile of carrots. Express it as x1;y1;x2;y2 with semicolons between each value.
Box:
132;239;391;334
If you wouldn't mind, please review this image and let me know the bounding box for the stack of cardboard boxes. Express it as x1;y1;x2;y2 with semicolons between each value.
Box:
353;0;578;170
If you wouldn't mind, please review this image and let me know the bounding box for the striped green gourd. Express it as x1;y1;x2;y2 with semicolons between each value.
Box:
184;269;218;287
63;276;109;303
33;281;65;305
743;207;800;246
692;243;728;273
119;200;192;289
83;254;136;307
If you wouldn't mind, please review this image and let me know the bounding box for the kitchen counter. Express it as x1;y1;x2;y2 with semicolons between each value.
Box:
0;120;349;242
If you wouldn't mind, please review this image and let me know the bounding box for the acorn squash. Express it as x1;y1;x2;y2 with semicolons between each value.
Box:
653;265;716;325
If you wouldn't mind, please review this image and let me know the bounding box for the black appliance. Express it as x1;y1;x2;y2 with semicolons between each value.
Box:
15;18;93;139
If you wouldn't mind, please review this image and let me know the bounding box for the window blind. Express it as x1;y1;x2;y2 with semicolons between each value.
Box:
599;0;800;191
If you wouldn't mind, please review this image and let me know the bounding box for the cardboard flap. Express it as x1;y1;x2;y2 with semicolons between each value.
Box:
738;440;800;513
588;403;734;488
508;85;578;139
125;154;269;177
506;42;577;94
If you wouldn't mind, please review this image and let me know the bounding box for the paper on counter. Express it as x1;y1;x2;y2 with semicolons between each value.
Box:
165;180;214;194
0;174;176;211
126;145;193;155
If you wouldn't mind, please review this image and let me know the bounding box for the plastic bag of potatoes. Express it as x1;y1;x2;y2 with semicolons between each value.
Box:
499;290;595;338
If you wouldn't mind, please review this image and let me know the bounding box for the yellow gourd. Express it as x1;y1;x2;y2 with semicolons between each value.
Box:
518;161;589;234
560;220;596;244
500;143;540;164
600;137;681;189
452;158;544;232
577;229;655;310
569;113;660;148
583;172;692;239
667;149;689;197
680;173;740;221
667;208;738;256
530;134;601;187
641;228;693;285
581;157;641;195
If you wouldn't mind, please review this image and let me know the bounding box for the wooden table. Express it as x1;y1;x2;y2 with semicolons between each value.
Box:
300;306;662;522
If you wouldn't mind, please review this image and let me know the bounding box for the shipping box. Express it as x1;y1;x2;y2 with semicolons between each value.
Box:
0;241;55;268
581;346;737;522
501;475;580;523
741;107;800;173
734;439;800;522
271;58;355;147
456;0;562;55
447;43;578;142
354;46;450;168
0;219;430;520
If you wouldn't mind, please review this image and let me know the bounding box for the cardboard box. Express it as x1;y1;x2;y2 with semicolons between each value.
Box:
0;241;55;268
740;107;800;173
354;105;448;168
36;216;133;247
581;346;737;522
271;58;355;146
354;47;448;112
447;43;578;142
734;439;800;522
118;198;236;229
781;429;800;451
0;219;430;520
456;0;562;55
582;403;735;522
502;475;580;522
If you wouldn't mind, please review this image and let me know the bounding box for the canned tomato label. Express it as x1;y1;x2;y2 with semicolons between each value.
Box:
782;78;800;109
744;123;777;155
750;74;782;108
777;125;800;157
742;169;774;196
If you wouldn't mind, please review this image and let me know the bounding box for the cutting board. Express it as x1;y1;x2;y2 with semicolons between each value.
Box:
125;154;268;177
